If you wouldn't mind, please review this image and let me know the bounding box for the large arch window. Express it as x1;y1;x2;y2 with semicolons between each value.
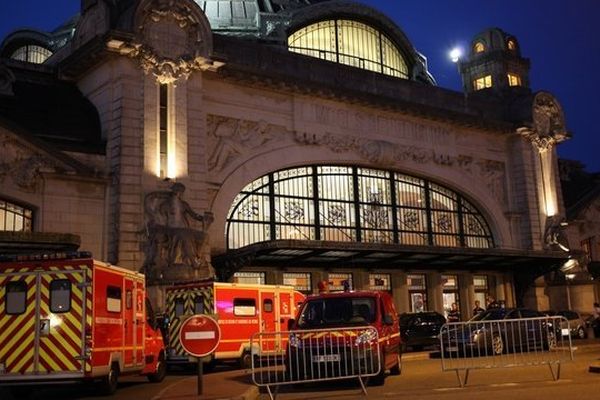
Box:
10;44;52;64
226;166;493;250
0;199;33;232
288;20;408;79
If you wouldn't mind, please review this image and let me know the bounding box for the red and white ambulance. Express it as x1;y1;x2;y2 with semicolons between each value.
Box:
164;281;305;368
0;252;166;394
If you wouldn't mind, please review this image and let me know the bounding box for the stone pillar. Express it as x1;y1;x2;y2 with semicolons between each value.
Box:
428;273;443;312
353;270;369;290
311;271;326;295
460;273;474;320
391;272;408;313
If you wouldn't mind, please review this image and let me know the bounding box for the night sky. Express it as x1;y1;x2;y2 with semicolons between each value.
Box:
1;0;599;172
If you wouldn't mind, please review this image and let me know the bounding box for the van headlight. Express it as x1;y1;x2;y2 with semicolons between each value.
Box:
355;330;378;346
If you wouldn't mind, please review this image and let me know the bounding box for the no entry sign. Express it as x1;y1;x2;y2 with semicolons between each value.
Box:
179;315;221;358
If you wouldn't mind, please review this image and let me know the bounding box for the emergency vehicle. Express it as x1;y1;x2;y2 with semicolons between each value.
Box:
164;281;305;368
0;252;166;394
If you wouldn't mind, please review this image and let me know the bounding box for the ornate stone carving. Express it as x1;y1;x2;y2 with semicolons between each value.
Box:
0;135;54;192
207;116;276;172
142;182;214;282
517;92;569;153
108;0;214;84
477;159;507;205
543;214;569;252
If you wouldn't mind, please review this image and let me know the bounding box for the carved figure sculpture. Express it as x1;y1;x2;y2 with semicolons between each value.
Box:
142;183;214;281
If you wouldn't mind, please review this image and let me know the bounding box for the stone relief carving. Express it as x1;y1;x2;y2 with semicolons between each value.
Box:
0;136;53;192
543;214;569;251
517;92;569;152
207;115;276;172
108;0;214;84
142;182;214;282
207;114;508;206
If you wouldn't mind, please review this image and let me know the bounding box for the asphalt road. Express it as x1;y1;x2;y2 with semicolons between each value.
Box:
2;342;599;400
267;342;600;400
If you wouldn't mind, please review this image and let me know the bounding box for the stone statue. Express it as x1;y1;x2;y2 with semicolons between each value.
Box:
543;215;569;252
142;183;214;282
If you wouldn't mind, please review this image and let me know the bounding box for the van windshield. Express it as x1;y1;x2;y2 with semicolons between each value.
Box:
297;297;376;328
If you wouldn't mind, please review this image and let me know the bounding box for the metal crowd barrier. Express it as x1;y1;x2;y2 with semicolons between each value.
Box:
439;315;574;387
250;326;381;400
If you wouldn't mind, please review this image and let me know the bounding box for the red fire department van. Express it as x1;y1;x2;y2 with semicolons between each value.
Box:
164;281;305;368
0;252;166;394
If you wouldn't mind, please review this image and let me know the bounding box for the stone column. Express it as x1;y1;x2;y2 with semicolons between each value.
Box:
460;273;474;319
428;273;443;312
391;272;408;313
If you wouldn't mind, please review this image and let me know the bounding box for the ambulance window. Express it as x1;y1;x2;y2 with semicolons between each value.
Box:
6;281;27;315
194;297;205;314
263;299;273;313
175;298;185;317
126;290;132;309
50;280;71;313
233;298;256;316
107;286;122;313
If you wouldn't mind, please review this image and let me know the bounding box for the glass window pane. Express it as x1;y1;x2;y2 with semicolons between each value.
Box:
106;286;122;313
175;298;185;317
6;281;27;315
50;280;71;313
194;297;205;314
233;298;256;316
283;272;312;292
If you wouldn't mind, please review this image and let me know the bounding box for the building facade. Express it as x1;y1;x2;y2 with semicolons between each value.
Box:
0;0;578;319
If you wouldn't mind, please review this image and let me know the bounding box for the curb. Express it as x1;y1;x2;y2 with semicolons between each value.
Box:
231;385;260;400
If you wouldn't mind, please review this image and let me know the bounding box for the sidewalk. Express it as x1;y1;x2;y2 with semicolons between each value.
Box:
153;368;259;400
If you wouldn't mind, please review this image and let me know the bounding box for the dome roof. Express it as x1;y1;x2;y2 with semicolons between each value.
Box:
470;27;521;56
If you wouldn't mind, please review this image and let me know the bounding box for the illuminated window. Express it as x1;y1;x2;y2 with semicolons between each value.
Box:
473;75;492;90
442;275;460;319
283;272;312;292
328;273;353;291
288;19;408;79
473;275;488;309
408;274;427;313
474;42;485;53
233;271;266;285
0;199;33;232
159;84;169;178
369;273;391;291
507;73;521;87
10;45;52;64
226;166;494;249
507;39;517;50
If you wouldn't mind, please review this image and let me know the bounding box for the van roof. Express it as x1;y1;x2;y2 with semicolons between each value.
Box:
306;290;387;300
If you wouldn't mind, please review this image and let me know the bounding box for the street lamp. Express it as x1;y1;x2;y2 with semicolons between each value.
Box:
565;273;575;310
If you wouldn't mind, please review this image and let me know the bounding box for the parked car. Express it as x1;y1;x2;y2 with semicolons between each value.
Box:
555;310;588;339
442;308;558;356
286;290;401;385
399;311;446;351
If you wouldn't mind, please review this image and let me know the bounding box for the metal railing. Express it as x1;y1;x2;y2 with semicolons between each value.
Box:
439;315;574;386
250;326;381;400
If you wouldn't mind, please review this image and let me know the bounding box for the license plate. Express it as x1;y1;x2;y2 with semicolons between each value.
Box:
445;346;459;352
312;354;340;362
561;328;570;336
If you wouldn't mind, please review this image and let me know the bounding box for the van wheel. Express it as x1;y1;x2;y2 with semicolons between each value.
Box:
577;327;586;339
491;334;504;355
148;354;167;383
389;353;402;376
100;363;119;395
240;351;253;370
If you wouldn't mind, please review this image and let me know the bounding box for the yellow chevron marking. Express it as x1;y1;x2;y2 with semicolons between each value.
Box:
3;319;35;363
11;347;34;373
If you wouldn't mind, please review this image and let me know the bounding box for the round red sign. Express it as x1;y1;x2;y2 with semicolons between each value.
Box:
179;315;221;358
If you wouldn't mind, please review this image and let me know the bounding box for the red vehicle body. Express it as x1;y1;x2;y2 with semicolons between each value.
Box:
0;253;165;394
287;290;401;385
164;281;305;367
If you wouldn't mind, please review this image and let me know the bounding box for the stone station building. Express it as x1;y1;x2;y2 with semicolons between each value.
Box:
0;0;584;319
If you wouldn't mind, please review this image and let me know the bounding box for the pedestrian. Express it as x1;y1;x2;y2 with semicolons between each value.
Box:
593;302;600;338
486;296;499;309
447;302;460;323
472;300;485;316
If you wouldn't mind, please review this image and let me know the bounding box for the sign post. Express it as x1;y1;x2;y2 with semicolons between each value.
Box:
179;315;221;396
